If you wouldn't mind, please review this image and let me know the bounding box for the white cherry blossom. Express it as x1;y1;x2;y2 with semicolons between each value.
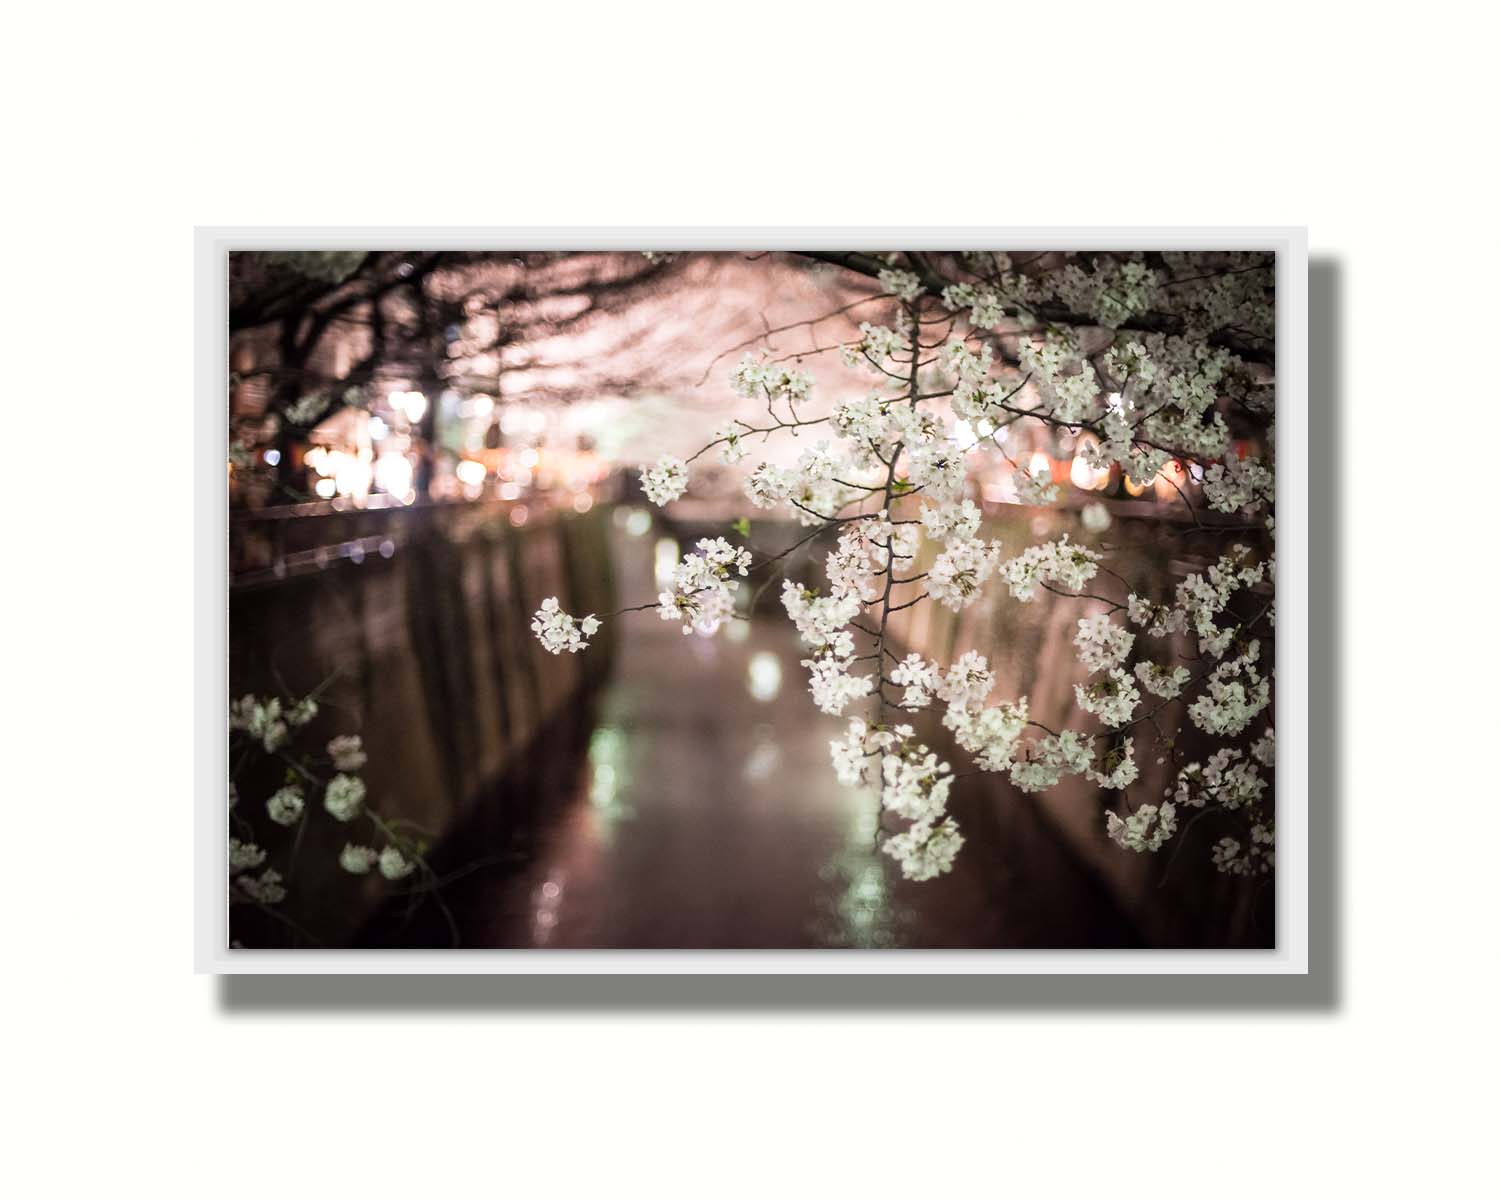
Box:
640;454;689;506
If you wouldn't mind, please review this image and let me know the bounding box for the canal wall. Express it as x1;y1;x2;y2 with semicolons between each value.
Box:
228;501;616;947
885;508;1274;948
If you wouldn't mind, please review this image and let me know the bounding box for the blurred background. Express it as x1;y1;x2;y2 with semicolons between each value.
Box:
227;249;1273;950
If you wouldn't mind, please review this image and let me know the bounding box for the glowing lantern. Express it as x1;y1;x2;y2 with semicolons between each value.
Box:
1154;460;1189;503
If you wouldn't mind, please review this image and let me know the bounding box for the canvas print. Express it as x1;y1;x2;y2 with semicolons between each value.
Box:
225;247;1278;950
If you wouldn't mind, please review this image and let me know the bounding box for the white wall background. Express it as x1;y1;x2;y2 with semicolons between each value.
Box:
6;3;1494;1195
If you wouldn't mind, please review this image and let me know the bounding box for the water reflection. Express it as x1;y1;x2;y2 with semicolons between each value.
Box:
746;651;782;702
652;536;679;588
585;725;633;846
532;872;566;946
809;794;915;948
741;724;782;783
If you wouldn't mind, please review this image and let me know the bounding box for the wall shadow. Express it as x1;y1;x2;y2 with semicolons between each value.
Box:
216;258;1342;1012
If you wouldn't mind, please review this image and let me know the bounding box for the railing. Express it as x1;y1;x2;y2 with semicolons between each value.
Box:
230;477;623;588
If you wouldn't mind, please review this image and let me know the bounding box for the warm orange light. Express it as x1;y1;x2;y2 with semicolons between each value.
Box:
1153;460;1188;503
1069;437;1110;491
1069;454;1109;491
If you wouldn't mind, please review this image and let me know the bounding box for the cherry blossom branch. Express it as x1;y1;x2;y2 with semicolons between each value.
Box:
693;295;893;386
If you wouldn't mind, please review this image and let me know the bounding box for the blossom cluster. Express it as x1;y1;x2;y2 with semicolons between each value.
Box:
1211;824;1275;877
1173;747;1267;811
998;537;1101;600
1106;801;1177;853
1134;659;1191;699
877;267;923;303
876;725;963;881
531;598;602;655
782;581;862;650
940;281;1006;329
729;354;813;408
230;692;317;753
1074;614;1134;673
1008;730;1094;793
840;322;908;372
1188;641;1270;735
640;455;689;506
801;645;872;716
659;537;751;635
1074;668;1141;727
929;537;1002;611
228;691;428;923
883;815;964;882
944;697;1028;774
920;498;981;542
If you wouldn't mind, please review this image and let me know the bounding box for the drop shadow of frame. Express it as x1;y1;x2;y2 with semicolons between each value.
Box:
218;258;1342;1014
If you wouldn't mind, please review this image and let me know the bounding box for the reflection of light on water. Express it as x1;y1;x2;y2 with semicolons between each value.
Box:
839;864;889;938
823;848;905;949
742;724;782;782
747;651;782;702
849;805;879;842
653;537;680;589
588;727;628;811
742;742;781;782
807;790;912;948
514;727;637;940
591;763;617;804
532;871;565;946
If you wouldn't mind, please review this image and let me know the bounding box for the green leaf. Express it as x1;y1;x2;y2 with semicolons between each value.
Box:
731;516;751;538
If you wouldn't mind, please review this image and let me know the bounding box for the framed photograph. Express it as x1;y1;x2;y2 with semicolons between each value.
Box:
196;227;1307;974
